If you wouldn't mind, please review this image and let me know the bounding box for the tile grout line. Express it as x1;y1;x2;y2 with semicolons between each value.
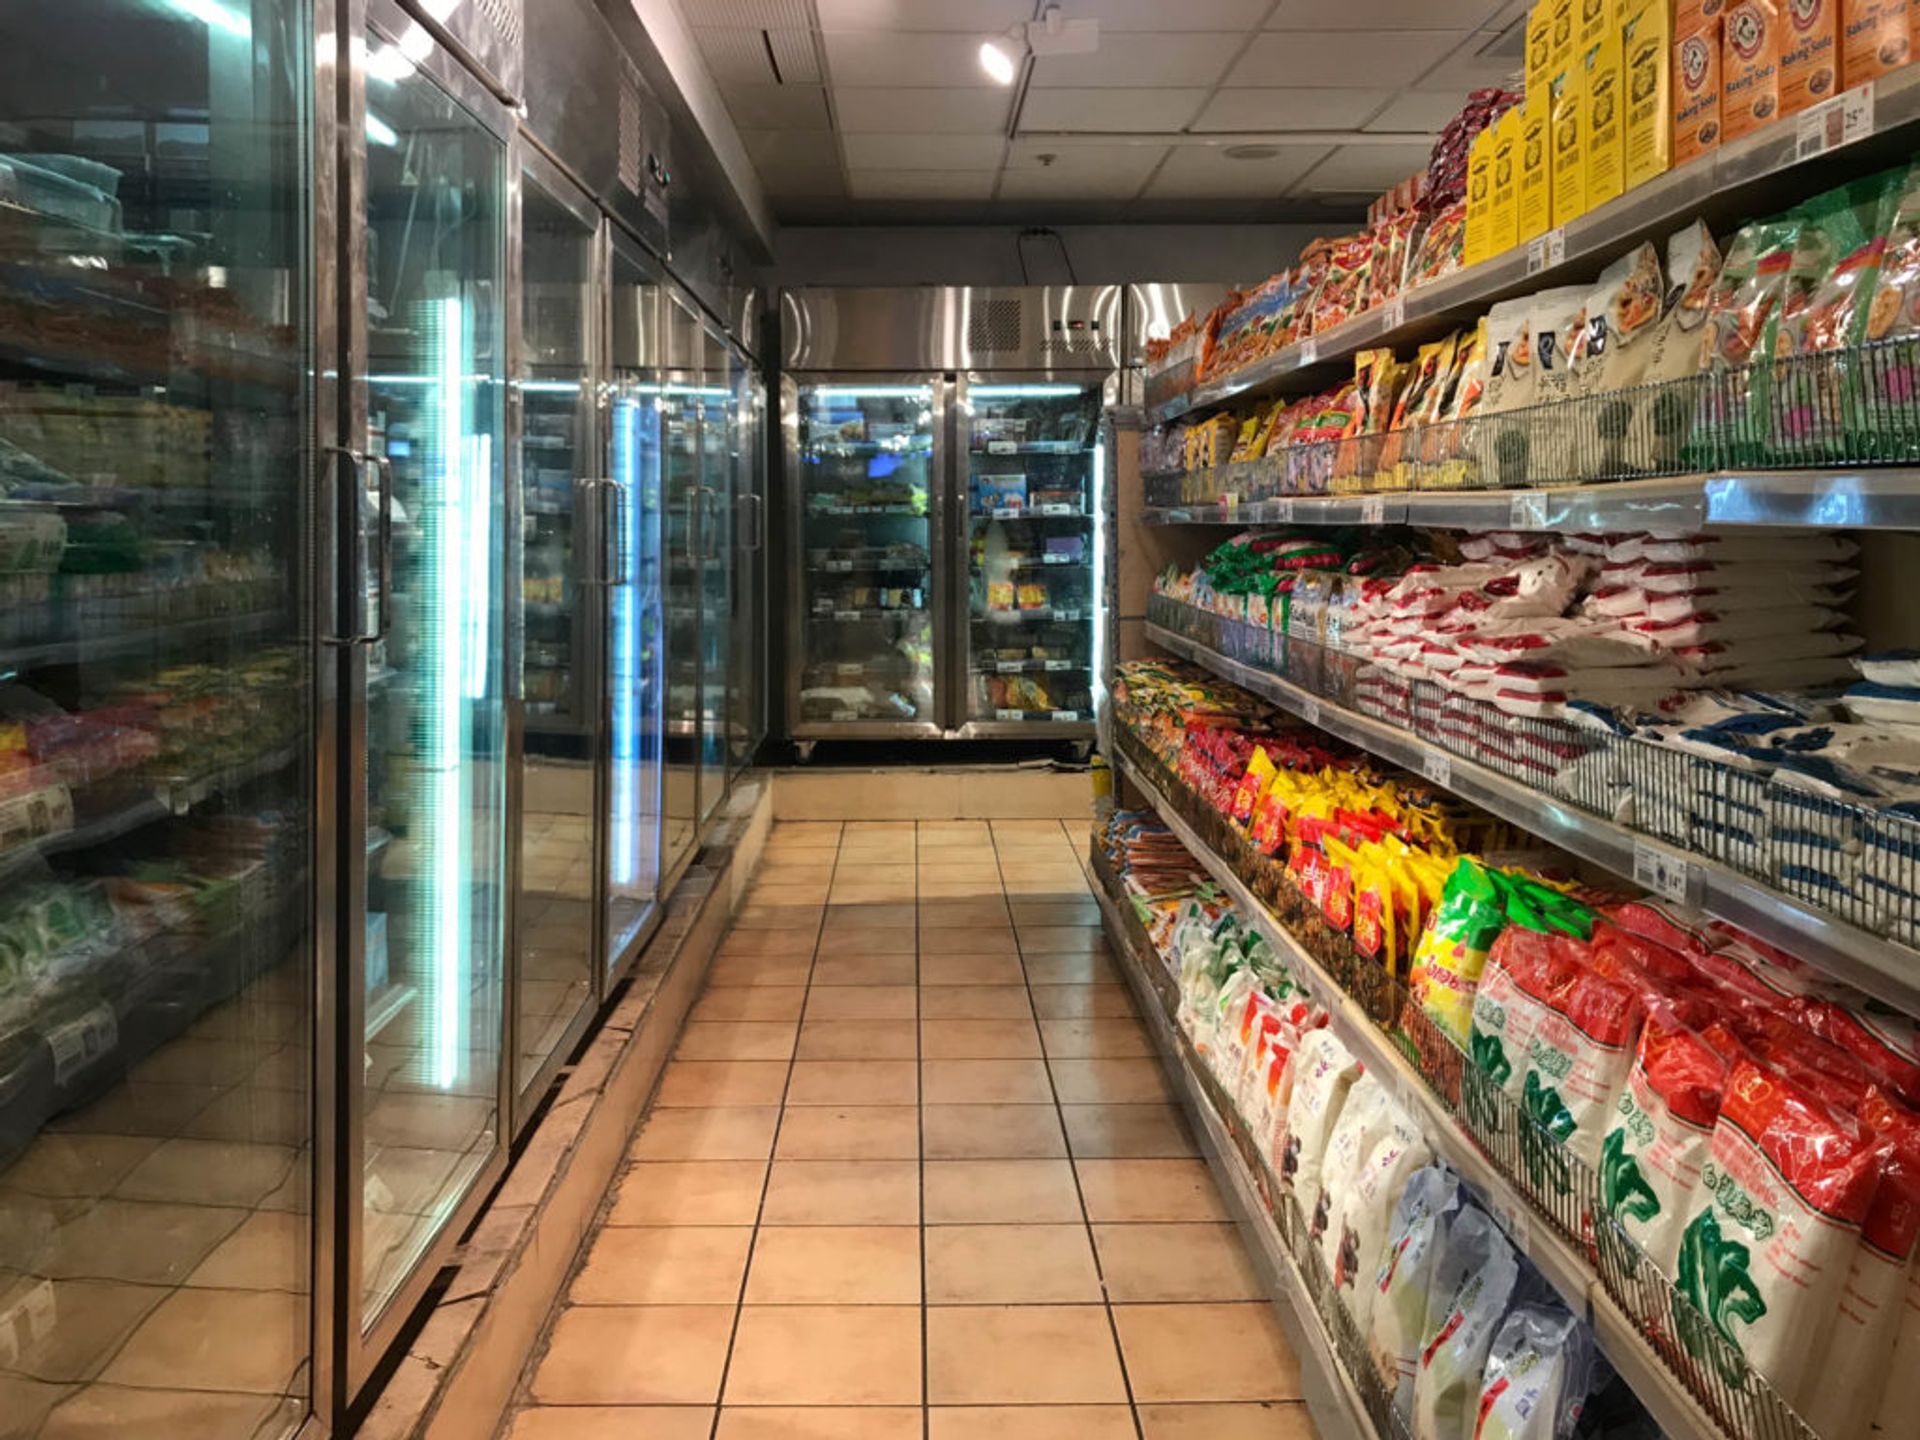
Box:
994;829;1153;1440
700;825;838;1439
915;823;931;1440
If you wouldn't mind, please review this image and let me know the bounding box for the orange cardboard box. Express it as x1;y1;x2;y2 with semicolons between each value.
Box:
1841;0;1912;85
1678;0;1728;33
1722;0;1783;140
1779;0;1841;115
1675;23;1725;158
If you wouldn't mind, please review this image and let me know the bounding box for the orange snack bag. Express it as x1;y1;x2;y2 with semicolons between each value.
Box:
1779;0;1841;116
1840;0;1912;84
1675;22;1726;159
1722;0;1783;141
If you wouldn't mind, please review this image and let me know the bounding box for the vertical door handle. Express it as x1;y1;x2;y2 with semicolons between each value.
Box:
737;492;764;552
606;479;633;587
323;445;391;646
368;453;394;644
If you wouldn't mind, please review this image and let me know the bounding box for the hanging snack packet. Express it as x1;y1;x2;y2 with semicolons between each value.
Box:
1412;1206;1522;1440
1675;1058;1883;1410
1372;1166;1467;1418
1599;1013;1730;1273
1474;1305;1598;1440
1408;859;1511;1048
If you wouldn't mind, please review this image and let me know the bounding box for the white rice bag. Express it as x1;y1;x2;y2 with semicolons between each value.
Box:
1279;1027;1361;1198
1370;1166;1465;1418
1412;1206;1521;1440
1598;1014;1728;1273
1309;1074;1395;1257
1332;1115;1434;1332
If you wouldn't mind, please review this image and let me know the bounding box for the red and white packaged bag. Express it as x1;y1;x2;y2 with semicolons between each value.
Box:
1799;1000;1920;1108
1808;1092;1920;1440
1600;1014;1730;1273
1628;532;1860;565
1677;1059;1884;1410
1522;965;1647;1170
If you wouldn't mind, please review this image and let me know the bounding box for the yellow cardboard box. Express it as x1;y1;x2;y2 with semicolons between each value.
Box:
1586;21;1627;208
1518;103;1554;241
1489;107;1522;254
1550;0;1579;77
1624;0;1674;188
1578;0;1617;54
1464;129;1496;267
1552;66;1589;227
1528;0;1557;104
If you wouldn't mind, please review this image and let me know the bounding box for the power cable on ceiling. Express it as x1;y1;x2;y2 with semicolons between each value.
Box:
1015;226;1076;284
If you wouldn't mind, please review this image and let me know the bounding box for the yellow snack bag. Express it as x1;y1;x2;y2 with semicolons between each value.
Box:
1231;747;1278;827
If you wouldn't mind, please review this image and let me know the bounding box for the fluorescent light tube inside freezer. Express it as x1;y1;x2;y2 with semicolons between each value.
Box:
428;293;468;1092
969;384;1086;398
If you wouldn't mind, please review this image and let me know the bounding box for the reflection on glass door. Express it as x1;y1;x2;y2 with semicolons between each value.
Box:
793;383;938;731
962;382;1100;731
0;2;315;1433
730;353;766;772
660;296;702;876
605;243;664;971
513;170;596;1107
697;334;732;822
359;51;507;1330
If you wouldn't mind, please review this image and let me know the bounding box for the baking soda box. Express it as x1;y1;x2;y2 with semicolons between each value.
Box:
1675;22;1725;160
1721;0;1783;141
1625;0;1676;186
1840;0;1912;84
1778;0;1841;116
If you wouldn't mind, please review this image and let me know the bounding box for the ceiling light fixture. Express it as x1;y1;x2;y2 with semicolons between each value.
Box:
979;4;1099;84
1223;144;1280;161
979;34;1019;85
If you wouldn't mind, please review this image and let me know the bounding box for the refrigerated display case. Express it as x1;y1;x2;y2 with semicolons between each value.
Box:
659;290;705;877
696;326;733;822
730;345;768;774
779;288;1116;745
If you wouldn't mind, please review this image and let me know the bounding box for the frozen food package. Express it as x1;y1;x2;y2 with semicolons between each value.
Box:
1599;1013;1729;1273
1334;1116;1435;1332
1412;1206;1521;1440
1675;1058;1883;1410
1371;1166;1466;1417
1474;1305;1597;1440
1279;1026;1362;1195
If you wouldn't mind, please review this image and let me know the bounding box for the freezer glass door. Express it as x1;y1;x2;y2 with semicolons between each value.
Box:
0;1;316;1431
357;53;508;1332
962;381;1101;731
659;295;702;874
604;244;665;975
513;172;597;1108
697;333;732;821
795;382;938;730
729;353;766;771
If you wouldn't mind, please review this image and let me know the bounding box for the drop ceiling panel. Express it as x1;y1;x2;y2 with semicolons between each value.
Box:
815;0;1036;30
1141;143;1334;197
694;28;780;86
1076;0;1277;29
1413;28;1525;93
693;0;816;24
744;129;844;171
848;169;999;199
722;83;833;131
833;86;1014;133
1223;29;1466;89
1020;87;1210;133
821;30;1003;86
762;166;849;199
1028;32;1241;87
1267;0;1509;28
1192;88;1393;132
766;27;823;83
841;133;1008;170
1000;140;1169;199
1364;90;1479;132
1291;141;1436;195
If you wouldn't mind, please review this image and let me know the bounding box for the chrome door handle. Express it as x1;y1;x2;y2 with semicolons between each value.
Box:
737;491;764;552
324;445;391;647
368;453;394;645
606;479;633;587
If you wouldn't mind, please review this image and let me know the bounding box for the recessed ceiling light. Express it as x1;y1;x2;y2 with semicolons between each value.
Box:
979;36;1019;85
1223;145;1280;161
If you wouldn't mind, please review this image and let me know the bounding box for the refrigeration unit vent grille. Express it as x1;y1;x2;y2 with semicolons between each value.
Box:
472;0;522;46
967;299;1023;354
1042;334;1103;357
618;69;642;194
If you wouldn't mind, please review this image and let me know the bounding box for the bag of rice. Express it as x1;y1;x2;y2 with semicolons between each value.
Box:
1473;1304;1598;1440
1279;1026;1363;1196
1798;999;1920;1107
1334;1115;1435;1331
1599;1013;1730;1273
1413;1206;1522;1440
1869;1229;1920;1435
1520;966;1646;1195
1311;1074;1397;1256
1468;925;1586;1143
1371;1166;1466;1418
1806;1091;1920;1440
1675;1058;1883;1409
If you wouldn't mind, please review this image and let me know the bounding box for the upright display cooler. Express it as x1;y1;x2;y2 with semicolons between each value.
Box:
779;288;1117;747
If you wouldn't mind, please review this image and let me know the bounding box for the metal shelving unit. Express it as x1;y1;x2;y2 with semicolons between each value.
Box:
1102;747;1757;1440
1142;619;1920;1018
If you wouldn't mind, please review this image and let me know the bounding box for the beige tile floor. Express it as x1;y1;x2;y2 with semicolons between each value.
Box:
507;820;1317;1440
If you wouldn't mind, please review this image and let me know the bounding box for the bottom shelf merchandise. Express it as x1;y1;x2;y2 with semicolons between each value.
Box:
1105;659;1920;1440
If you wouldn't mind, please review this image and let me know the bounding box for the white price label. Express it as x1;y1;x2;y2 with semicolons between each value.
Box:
45;1003;117;1087
1526;230;1565;275
829;708;860;722
1632;840;1695;904
996;659;1024;673
1297;339;1318;367
1044;552;1072;565
1051;710;1079;723
1039;502;1075;516
1045;658;1073;672
1796;82;1875;161
1055;610;1081;622
1490;1196;1532;1253
1299;696;1320;727
1546;228;1566;267
1383;296;1406;329
833;609;863;621
1508;490;1549;529
1422;749;1453;786
1221;492;1241;516
988;439;1019;454
990;506;1021;520
1270;498;1294;524
826;558;852;572
996;708;1026;722
1360;496;1387;525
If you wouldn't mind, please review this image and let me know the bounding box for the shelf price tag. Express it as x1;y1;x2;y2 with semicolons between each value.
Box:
1298;695;1320;726
1297;339;1318;367
1270;498;1294;524
826;558;852;572
1796;82;1875;161
829;708;860;722
996;660;1024;673
1489;1194;1532;1254
1382;296;1405;330
988;439;1019;454
1422;749;1453;786
1044;552;1073;565
833;609;863;621
1632;841;1695;904
995;708;1026;722
1508;490;1549;529
990;506;1021;520
1360;496;1387;525
1050;710;1079;723
1039;503;1075;516
1055;609;1081;622
1525;229;1565;275
1044;658;1073;672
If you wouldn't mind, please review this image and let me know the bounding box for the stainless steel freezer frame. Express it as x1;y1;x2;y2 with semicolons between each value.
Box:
778;287;1121;742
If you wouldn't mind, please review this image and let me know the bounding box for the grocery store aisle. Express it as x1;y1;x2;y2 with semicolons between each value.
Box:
504;819;1315;1440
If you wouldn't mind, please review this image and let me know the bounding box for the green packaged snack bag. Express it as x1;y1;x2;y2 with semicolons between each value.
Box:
1407;858;1510;1047
1694;219;1800;466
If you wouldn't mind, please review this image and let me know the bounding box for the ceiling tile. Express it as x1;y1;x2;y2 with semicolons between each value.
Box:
1020;88;1209;133
692;0;815;24
694;28;780;86
841;133;1007;170
1268;0;1509;28
721;83;833;131
744;129;843;171
1192;88;1393;132
1364;90;1476;133
1142;142;1334;197
1028;32;1240;88
1223;30;1464;89
1290;141;1436;195
1062;0;1275;28
833;86;1014;133
762;166;848;199
766;27;823;83
821;30;1011;86
846;169;1000;200
999;140;1169;199
1412;27;1526;93
815;0;1035;30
